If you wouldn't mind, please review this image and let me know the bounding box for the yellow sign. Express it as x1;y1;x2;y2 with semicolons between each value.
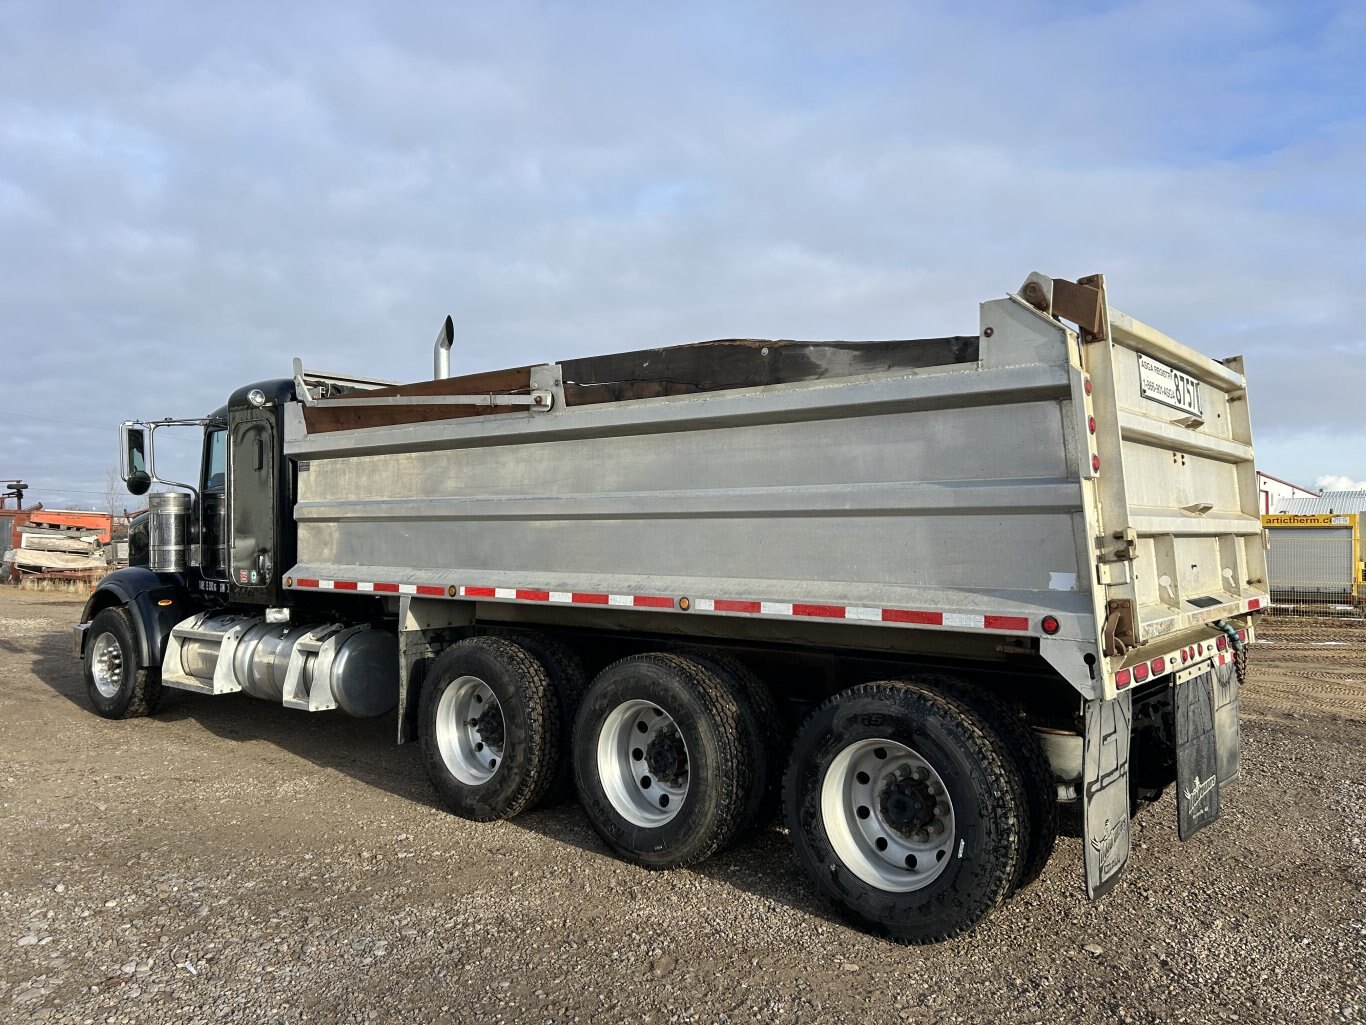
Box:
1262;513;1356;527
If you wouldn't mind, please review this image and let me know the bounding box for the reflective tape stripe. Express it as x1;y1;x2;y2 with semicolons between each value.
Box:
286;577;1034;633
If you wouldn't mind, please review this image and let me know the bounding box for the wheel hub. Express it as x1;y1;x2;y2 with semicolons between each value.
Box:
819;738;957;893
434;675;505;786
879;765;936;836
644;730;687;783
597;699;690;828
90;633;124;699
474;704;505;750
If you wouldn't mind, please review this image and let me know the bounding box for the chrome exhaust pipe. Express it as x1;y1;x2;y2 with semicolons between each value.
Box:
432;315;455;379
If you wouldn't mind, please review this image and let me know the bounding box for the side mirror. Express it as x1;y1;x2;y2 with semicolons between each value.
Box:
126;470;152;496
122;425;148;475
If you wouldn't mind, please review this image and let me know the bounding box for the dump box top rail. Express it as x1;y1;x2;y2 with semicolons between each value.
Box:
281;272;1264;700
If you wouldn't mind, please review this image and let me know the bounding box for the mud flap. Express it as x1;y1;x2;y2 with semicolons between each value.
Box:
1212;661;1241;786
1174;670;1221;840
1082;691;1132;899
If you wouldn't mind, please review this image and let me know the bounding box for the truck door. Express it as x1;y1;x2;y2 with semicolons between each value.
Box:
228;409;277;603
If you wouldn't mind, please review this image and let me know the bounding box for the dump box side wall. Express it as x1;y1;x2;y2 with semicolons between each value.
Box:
282;280;1264;702
285;321;1099;675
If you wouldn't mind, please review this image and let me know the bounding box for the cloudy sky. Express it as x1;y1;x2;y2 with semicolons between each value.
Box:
3;0;1364;512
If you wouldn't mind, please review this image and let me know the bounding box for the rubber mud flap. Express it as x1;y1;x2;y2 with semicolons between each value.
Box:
1211;661;1240;786
1174;671;1221;841
1082;691;1132;900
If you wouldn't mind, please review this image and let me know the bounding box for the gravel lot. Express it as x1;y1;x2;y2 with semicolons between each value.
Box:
1;590;1362;1024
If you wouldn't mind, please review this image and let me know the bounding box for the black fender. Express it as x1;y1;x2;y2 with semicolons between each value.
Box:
79;567;203;669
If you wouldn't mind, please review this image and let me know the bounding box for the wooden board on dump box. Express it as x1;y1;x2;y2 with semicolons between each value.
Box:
301;335;980;433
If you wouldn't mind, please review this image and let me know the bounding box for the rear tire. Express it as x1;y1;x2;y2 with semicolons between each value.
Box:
505;631;589;805
917;675;1058;893
574;653;753;869
675;650;784;835
783;680;1024;944
420;636;559;821
83;607;162;719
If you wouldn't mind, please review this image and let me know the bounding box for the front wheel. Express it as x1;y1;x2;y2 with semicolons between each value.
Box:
83;607;162;719
783;681;1024;944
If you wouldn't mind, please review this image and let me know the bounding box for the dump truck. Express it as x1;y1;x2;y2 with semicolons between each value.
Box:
74;272;1264;943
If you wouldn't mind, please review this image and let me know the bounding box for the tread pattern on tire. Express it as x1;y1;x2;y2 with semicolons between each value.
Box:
576;652;754;869
505;630;590;805
673;650;784;835
914;674;1058;894
783;679;1025;944
420;635;559;821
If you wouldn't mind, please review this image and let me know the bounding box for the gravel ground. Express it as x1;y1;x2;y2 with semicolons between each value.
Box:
1;590;1362;1024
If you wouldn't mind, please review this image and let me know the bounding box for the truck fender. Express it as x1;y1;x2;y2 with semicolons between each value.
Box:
78;567;199;669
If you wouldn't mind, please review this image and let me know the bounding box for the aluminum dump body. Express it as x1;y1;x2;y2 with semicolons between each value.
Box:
282;273;1265;698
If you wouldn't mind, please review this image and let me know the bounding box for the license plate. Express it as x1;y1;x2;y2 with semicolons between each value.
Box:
1137;353;1203;418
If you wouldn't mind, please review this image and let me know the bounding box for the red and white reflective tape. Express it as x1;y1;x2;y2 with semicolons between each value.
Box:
456;585;675;609
292;577;447;597
286;576;1035;634
691;598;1028;632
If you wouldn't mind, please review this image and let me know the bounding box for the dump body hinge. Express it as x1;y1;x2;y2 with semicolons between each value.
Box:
1018;272;1108;340
1102;598;1137;657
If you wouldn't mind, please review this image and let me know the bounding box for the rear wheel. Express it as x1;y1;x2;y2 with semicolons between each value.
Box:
420;636;559;821
783;681;1024;944
83;607;162;719
574;653;753;868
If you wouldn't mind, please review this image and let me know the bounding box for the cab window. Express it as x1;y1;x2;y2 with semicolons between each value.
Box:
204;429;227;491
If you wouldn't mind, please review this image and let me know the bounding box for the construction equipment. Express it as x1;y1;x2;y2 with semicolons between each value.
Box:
74;272;1263;942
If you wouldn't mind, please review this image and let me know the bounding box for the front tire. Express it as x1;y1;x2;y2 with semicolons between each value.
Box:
783;681;1024;944
83;607;162;719
420;636;559;821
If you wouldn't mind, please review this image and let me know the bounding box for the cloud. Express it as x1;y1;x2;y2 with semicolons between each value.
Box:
1315;475;1366;492
1;1;1363;507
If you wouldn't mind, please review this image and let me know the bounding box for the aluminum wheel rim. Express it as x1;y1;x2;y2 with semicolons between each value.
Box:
821;738;956;892
435;675;504;785
597;699;689;827
90;633;124;699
